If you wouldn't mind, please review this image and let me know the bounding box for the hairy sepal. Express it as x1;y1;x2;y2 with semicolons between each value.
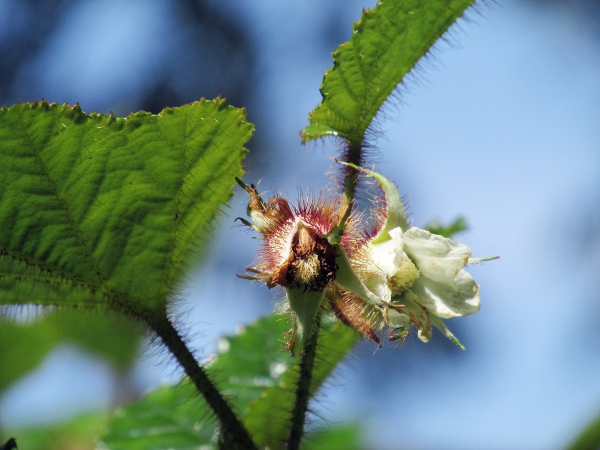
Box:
286;288;326;356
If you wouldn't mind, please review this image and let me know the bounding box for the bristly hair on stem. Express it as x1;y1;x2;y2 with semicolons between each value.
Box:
284;138;368;448
340;139;365;203
286;311;321;450
141;310;258;450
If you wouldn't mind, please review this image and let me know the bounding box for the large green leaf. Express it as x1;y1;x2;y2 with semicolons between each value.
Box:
100;313;359;449
0;100;253;316
301;0;475;145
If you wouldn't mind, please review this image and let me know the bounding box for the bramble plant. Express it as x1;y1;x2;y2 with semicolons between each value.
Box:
0;1;500;449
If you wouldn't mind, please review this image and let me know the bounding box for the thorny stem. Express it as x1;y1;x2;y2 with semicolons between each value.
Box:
286;311;322;450
145;312;257;450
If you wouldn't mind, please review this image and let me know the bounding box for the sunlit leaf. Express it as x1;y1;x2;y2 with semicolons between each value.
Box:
301;0;475;145
567;409;600;450
0;100;252;317
304;423;364;450
99;381;213;449
100;314;291;448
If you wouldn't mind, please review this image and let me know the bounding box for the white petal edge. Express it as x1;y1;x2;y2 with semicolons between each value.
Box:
363;227;405;302
410;269;480;318
403;227;472;284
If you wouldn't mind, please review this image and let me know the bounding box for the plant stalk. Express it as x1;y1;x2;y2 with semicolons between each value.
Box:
286;312;321;450
286;139;362;449
342;139;363;203
146;312;257;450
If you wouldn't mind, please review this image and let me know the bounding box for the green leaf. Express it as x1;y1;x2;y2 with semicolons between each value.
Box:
304;423;364;450
243;316;358;448
101;314;291;449
0;318;56;392
301;0;475;145
0;100;253;317
99;381;214;449
425;216;468;238
567;408;600;450
1;411;106;450
100;314;358;449
0;311;141;392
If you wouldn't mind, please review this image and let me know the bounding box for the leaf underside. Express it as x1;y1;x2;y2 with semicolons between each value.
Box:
0;99;253;316
301;0;476;145
100;313;358;449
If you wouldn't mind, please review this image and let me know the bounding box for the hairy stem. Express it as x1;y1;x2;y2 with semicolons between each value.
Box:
342;139;363;202
285;139;363;448
145;312;257;450
286;312;322;450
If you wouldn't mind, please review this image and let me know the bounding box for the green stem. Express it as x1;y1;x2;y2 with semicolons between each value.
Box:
285;138;363;449
145;312;257;450
342;139;363;202
286;312;321;450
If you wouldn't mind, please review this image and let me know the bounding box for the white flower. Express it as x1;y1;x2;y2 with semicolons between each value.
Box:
334;163;496;349
238;164;497;353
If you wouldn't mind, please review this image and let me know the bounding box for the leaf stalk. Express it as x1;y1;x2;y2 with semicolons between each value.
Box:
145;312;257;450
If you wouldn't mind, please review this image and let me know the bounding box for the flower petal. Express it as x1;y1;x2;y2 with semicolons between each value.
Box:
367;227;405;278
410;269;480;318
362;274;393;303
334;245;384;305
361;227;404;302
403;227;472;284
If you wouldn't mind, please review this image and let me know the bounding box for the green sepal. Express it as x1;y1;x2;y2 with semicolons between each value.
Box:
286;287;326;356
430;314;465;350
333;244;382;306
338;162;408;238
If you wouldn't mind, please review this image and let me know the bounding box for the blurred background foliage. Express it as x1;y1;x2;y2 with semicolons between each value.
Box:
0;0;599;448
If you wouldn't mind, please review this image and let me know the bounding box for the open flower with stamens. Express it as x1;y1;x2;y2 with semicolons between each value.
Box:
236;165;497;354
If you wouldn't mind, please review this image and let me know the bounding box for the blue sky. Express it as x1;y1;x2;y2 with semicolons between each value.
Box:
1;0;600;448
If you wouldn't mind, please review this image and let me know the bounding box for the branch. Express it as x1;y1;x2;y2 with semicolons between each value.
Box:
145;312;257;450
